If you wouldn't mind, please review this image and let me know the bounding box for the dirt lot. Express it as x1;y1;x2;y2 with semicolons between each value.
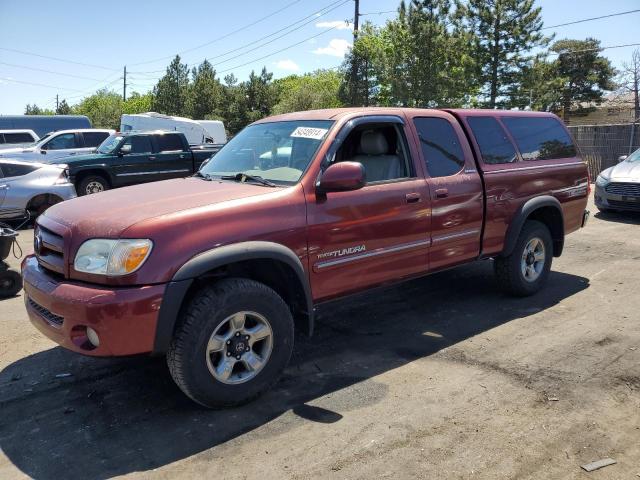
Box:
0;194;639;480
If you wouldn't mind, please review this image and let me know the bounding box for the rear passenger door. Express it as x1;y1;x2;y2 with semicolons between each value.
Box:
151;133;193;181
408;112;484;270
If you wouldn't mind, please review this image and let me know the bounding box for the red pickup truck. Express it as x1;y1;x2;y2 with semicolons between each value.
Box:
22;108;589;407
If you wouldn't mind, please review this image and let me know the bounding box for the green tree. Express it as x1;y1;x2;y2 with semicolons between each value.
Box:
186;60;222;119
273;70;343;114
244;67;276;122
457;0;548;108
340;23;385;106
56;99;71;115
551;38;615;119
73;89;122;129
218;74;249;135
24;104;54;115
122;91;154;114
152;55;190;116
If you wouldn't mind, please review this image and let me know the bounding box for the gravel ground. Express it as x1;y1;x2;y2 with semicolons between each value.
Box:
0;193;639;480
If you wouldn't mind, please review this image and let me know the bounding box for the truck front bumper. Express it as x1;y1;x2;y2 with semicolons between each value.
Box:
22;255;166;356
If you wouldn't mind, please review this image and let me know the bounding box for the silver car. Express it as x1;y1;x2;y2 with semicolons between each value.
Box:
0;160;76;219
595;149;640;213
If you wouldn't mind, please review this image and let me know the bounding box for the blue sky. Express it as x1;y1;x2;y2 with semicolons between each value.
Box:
0;0;638;115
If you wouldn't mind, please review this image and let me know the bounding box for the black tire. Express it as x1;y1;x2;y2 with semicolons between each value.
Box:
167;278;294;408
494;220;553;297
77;175;109;196
0;270;22;298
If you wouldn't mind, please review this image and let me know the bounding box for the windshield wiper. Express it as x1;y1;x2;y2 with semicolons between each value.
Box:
220;173;277;187
193;171;212;180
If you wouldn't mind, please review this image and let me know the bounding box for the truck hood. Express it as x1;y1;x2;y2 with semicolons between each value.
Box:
51;153;110;164
43;177;283;237
603;160;640;181
0;146;37;156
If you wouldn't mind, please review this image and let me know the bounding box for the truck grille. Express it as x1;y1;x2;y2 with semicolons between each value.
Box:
35;224;65;276
27;297;64;327
605;182;640;197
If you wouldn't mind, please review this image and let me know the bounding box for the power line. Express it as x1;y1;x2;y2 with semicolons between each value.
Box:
130;0;350;74
0;47;118;71
542;9;640;30
360;10;395;16
546;42;640;57
0;61;104;81
0;77;85;92
217;24;340;74
128;0;304;66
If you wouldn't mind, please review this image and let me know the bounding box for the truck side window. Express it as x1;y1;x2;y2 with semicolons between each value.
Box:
83;132;109;148
122;136;153;154
502;117;577;161
44;133;76;150
413;117;465;177
157;134;185;152
467;117;517;164
337;124;411;184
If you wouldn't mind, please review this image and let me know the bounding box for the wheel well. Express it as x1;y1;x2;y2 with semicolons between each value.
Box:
26;193;63;212
75;169;110;186
182;258;311;335
526;206;564;256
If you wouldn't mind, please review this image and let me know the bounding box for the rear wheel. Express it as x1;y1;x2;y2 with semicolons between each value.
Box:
78;175;109;196
494;220;553;297
167;278;294;408
0;269;22;297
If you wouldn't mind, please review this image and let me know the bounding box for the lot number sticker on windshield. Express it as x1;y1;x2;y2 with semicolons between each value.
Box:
290;127;328;140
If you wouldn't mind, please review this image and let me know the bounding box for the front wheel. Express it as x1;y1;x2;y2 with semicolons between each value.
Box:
167;278;294;408
494;220;553;297
77;175;109;196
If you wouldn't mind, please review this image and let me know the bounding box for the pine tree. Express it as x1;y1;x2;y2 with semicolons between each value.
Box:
457;0;548;108
186;60;222;120
56;99;71;115
151;55;190;116
244;67;276;122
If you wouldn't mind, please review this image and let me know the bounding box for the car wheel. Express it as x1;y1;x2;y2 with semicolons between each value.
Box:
0;269;22;297
494;220;553;297
167;278;294;408
78;175;109;196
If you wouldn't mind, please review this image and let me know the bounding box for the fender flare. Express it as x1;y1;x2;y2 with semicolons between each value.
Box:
153;241;314;354
501;195;564;257
70;164;114;186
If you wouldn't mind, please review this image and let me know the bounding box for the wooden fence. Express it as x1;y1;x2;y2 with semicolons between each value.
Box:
568;123;640;177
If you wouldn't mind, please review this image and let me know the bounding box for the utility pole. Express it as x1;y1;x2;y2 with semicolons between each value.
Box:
123;65;127;101
350;0;360;106
55;94;59;112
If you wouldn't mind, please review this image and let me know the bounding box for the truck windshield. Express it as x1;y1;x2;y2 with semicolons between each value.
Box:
200;120;333;185
97;134;124;154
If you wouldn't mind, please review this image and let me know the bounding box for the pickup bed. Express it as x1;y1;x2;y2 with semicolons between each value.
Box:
22;107;589;408
51;131;221;195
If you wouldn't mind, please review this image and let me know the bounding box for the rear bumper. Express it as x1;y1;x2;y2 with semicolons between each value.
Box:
22;255;165;356
595;185;640;212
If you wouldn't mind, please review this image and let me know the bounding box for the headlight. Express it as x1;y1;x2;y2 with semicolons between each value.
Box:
595;174;609;188
74;239;153;275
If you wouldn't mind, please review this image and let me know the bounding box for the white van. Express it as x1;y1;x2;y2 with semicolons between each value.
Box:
120;113;226;145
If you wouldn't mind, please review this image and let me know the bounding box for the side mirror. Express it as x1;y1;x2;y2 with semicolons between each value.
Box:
119;144;132;156
618;155;628;163
317;161;365;194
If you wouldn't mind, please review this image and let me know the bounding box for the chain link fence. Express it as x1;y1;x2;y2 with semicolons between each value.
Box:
568;123;640;177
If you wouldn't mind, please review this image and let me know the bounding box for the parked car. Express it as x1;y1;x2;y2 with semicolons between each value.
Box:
0;129;39;150
49;130;221;195
0;115;91;138
0;129;114;162
595;148;640;212
0;159;75;220
22;108;589;408
121;112;227;145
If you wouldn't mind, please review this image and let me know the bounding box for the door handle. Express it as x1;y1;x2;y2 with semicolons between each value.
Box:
0;185;8;190
149;156;156;160
435;188;449;199
405;193;421;204
179;154;185;159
